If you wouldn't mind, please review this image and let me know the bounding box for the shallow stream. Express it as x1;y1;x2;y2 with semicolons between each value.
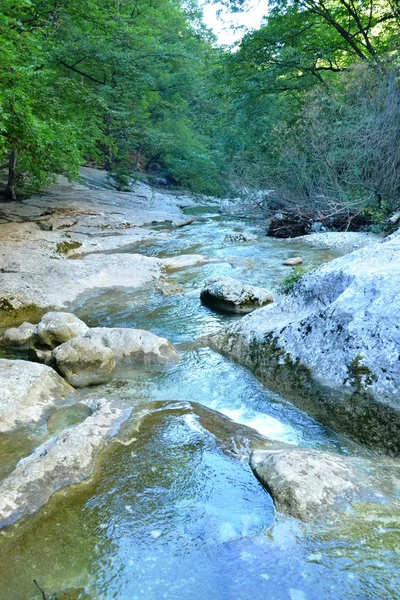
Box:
0;208;399;600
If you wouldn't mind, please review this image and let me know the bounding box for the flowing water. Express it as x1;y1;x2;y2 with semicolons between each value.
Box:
0;208;399;600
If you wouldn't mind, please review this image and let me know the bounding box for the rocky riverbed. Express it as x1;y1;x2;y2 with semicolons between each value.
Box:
0;169;398;600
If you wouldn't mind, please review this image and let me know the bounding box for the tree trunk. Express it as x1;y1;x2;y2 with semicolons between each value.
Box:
2;150;18;202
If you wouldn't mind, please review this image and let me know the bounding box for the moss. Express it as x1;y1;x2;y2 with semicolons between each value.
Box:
278;266;309;295
0;298;47;327
56;241;82;255
346;354;377;390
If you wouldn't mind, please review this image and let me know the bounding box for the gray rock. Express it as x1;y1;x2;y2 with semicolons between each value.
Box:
311;221;326;233
53;337;116;387
1;321;36;348
209;232;400;455
0;399;125;527
35;311;89;348
283;257;303;266
0;359;74;432
250;448;400;522
85;327;179;365
224;232;258;243
201;276;274;314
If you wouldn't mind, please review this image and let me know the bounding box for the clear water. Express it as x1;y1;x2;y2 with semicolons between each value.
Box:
0;207;398;600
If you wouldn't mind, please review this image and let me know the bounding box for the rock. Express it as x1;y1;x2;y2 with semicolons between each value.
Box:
208;232;400;455
267;213;311;238
224;232;258;243
175;217;194;228
311;221;326;233
35;311;89;348
250;448;400;522
52;337;116;387
85;327;180;365
1;321;36;348
283;257;303;266
200;276;274;315
162;254;209;270
0;399;125;527
34;347;54;366
0;359;74;432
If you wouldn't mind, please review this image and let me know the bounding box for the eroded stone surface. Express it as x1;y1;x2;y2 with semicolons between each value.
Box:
0;399;125;527
0;359;75;432
85;327;180;365
53;337;116;387
250;448;400;522
36;312;89;348
1;322;36;348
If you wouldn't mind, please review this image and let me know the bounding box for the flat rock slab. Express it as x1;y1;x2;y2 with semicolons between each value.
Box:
0;359;75;432
201;276;274;315
250;448;400;522
0;399;125;528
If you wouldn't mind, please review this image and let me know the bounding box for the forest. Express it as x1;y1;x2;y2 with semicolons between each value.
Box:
1;0;400;228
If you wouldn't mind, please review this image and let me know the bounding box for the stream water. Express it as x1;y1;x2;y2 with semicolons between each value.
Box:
0;208;399;600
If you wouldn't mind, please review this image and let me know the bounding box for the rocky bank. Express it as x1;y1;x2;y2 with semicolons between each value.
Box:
209;230;400;455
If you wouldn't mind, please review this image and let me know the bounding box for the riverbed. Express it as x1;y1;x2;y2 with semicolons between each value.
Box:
0;189;398;600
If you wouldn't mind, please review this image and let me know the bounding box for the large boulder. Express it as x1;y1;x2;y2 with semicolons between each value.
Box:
209;233;400;455
52;337;116;387
85;327;179;365
200;276;274;315
35;311;89;348
0;359;74;431
250;448;400;522
0;399;124;527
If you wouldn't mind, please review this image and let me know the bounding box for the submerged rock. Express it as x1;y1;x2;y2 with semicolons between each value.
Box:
35;311;89;348
0;359;74;432
52;337;116;387
85;327;180;365
209;233;400;455
250;448;400;522
0;399;125;528
201;276;274;315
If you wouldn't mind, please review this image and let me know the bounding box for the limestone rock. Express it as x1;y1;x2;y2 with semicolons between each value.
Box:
0;399;125;527
85;327;179;365
201;276;274;314
53;337;116;387
283;257;303;266
208;232;400;455
0;359;74;432
1;321;36;348
250;448;400;522
35;311;89;348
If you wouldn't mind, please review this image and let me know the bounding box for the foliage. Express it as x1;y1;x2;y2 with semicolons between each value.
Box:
278;267;309;295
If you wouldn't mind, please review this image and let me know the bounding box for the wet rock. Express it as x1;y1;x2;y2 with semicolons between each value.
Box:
0;359;74;432
201;276;274;314
36;311;89;348
209;232;400;455
162;254;209;270
283;257;303;266
224;232;258;243
250;448;400;522
85;327;179;365
0;399;125;527
1;321;36;348
175;217;194;228
53;337;116;387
